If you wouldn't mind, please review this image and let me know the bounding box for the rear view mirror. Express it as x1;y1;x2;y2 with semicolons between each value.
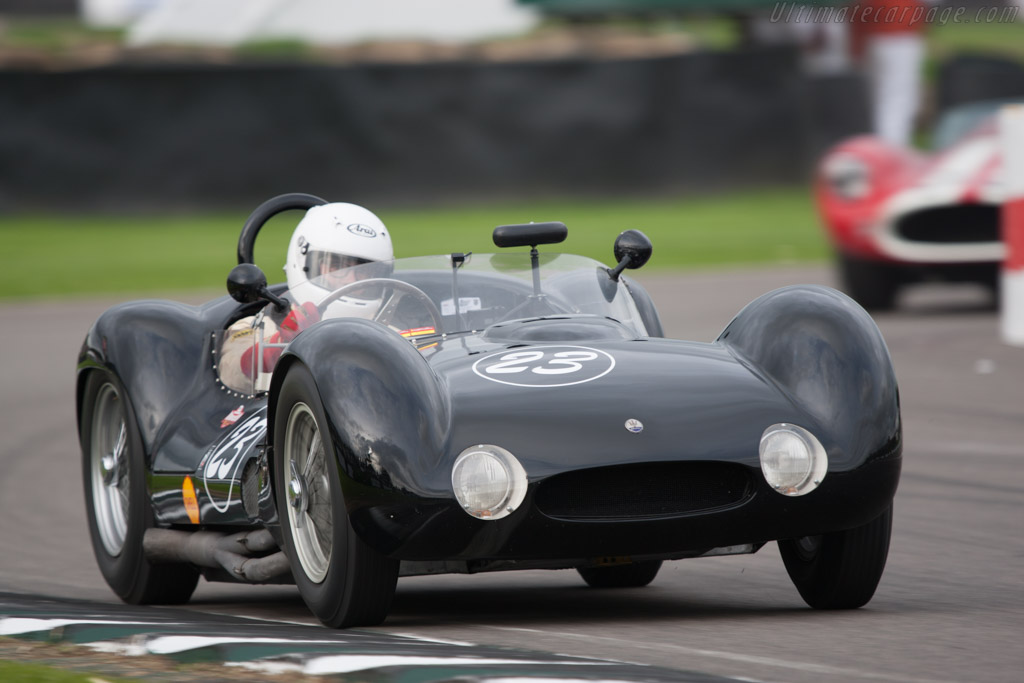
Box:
609;230;653;281
227;263;268;304
227;263;288;311
493;221;568;249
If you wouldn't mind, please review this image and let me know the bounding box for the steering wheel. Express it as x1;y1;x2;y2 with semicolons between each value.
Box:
318;279;444;334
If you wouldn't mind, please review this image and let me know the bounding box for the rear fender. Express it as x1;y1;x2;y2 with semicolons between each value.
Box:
76;300;218;462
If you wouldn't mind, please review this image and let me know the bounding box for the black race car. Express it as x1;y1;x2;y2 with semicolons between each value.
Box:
78;194;902;627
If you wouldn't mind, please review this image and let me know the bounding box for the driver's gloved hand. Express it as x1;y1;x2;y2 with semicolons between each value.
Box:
279;302;321;342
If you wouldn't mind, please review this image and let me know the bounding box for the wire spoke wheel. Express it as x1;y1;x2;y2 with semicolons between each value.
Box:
89;383;130;556
284;402;333;583
80;370;199;605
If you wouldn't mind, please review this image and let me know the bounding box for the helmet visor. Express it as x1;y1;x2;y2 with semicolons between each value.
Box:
305;250;372;278
304;255;394;301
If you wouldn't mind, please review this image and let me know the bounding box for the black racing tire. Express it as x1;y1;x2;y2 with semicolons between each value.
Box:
838;254;901;311
984;272;1001;311
80;370;199;605
778;504;893;610
274;363;399;628
577;560;662;588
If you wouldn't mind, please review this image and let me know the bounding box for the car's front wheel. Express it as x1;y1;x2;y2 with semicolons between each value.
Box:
80;370;199;604
274;363;399;628
839;254;901;311
577;560;662;588
778;504;893;609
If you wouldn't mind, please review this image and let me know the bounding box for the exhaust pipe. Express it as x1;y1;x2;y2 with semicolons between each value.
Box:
143;528;290;583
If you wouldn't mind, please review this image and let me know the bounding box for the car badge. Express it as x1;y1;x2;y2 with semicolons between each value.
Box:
220;405;245;429
625;419;644;433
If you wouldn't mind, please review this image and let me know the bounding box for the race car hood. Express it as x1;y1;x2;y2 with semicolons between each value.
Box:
872;132;1006;263
828;128;1004;206
433;336;812;480
911;133;1003;203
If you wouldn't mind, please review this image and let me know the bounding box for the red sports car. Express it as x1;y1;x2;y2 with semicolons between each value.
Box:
816;98;1020;310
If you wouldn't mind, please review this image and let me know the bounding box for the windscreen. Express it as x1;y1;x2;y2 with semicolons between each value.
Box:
295;252;649;338
932;98;1024;150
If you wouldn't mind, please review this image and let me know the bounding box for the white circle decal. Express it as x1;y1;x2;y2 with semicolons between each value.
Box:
472;345;616;388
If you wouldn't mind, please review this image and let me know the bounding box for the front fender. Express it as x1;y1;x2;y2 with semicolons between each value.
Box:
718;285;901;471
268;319;452;531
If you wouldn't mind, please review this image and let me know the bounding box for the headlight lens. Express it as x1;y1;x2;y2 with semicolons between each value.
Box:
823;154;871;200
452;445;527;519
759;423;828;496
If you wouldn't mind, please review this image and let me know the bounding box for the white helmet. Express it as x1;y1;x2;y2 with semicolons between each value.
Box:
284;203;394;305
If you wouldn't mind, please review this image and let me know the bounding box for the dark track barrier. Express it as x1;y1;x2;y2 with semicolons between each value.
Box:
0;0;76;13
936;54;1024;113
0;47;866;211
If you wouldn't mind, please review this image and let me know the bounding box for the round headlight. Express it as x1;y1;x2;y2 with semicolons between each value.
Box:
452;445;527;520
759;423;828;496
823;154;871;200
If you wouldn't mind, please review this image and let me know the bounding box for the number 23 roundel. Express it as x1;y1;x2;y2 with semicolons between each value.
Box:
472;345;615;388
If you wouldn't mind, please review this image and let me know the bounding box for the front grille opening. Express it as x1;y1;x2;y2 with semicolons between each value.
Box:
535;461;752;521
895;204;1000;244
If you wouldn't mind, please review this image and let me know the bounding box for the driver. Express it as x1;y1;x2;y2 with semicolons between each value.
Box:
218;202;393;392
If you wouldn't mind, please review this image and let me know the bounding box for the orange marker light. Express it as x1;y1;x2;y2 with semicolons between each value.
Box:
182;476;200;524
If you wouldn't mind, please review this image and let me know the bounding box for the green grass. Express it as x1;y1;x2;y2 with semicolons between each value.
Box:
234;39;315;60
0;18;123;52
0;187;825;299
7;12;1021;62
0;659;133;682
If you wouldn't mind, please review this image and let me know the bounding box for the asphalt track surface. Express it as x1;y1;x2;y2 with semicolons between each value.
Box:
1;265;1022;682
